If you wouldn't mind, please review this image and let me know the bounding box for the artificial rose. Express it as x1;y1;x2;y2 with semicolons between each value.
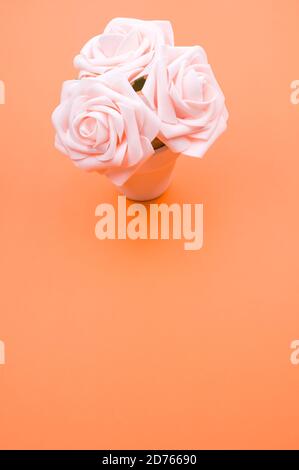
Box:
52;72;160;185
73;17;174;82
142;45;228;157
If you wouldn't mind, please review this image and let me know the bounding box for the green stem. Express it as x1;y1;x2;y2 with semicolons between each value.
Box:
132;76;146;92
131;77;165;151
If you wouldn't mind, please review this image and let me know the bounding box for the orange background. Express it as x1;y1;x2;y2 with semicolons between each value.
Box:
0;0;299;450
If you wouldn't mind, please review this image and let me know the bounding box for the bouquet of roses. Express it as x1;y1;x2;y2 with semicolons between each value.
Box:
52;18;228;200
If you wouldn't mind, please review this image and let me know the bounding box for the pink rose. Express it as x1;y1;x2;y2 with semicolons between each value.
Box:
51;72;160;185
73;17;174;82
142;45;228;157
